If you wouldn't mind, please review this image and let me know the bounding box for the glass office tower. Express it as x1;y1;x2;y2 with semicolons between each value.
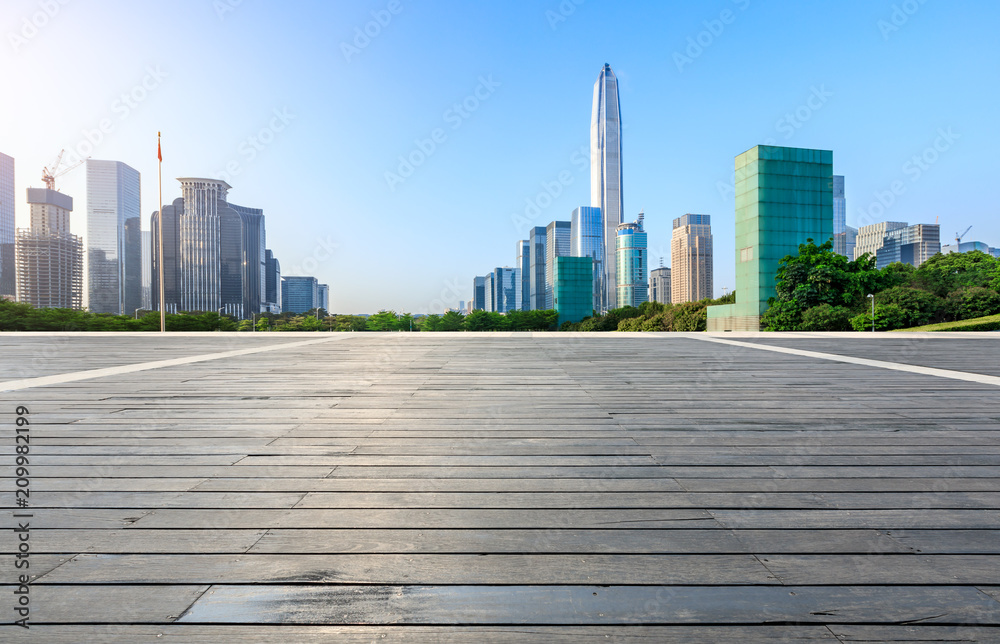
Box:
0;152;14;298
615;212;647;308
471;275;486;311
281;275;319;314
708;145;833;331
544;220;571;310
553;256;594;326
591;63;623;313
516;239;530;311
571;205;602;315
528;226;546;310
86;160;141;315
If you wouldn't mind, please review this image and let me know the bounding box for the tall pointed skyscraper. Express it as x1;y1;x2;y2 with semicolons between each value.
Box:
591;63;623;312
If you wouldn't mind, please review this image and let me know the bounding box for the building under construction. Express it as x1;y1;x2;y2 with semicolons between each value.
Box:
16;187;83;309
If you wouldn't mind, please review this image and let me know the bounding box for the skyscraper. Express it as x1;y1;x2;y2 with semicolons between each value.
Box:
151;178;266;317
670;214;713;304
0;152;14;299
615;211;647;308
318;283;330;313
471;275;486;312
544;220;571;310
483;271;495;312
649;266;671;305
528;225;546;310
856;221;940;268
553;256;594;326
492;266;519;314
151;197;183;314
86;160;141;315
141;230;151;310
571;205;602;315
831;175;857;259
591;63;623;312
516;239;530;311
281;275;319;314
265;249;281;313
708;145;833;331
16;188;83;309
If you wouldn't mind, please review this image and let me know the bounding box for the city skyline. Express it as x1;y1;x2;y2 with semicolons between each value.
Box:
3;1;998;313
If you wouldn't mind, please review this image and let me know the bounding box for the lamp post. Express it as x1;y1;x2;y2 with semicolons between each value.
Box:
867;294;874;332
134;308;142;320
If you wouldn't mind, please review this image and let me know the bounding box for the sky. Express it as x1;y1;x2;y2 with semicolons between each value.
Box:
2;0;998;314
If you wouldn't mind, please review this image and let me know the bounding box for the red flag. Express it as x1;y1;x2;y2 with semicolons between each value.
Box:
157;133;162;162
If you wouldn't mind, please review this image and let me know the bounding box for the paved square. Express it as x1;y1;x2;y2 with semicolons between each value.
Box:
3;332;1000;641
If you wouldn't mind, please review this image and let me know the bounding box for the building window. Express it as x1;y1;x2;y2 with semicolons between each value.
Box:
740;246;753;263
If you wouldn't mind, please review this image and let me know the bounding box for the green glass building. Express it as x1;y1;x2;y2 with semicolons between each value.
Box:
708;145;833;331
553;256;594;326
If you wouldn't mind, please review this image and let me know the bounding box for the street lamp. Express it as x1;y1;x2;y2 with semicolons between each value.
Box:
867;294;874;332
134;308;142;319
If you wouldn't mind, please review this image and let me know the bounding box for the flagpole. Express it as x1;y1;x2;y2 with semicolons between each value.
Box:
157;132;165;333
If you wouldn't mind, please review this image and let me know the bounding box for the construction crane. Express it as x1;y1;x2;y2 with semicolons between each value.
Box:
42;150;86;190
956;225;973;248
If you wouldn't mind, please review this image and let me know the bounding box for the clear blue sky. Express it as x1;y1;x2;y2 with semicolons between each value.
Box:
3;0;998;313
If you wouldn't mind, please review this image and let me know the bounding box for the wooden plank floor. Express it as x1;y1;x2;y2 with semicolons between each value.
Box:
3;331;1000;642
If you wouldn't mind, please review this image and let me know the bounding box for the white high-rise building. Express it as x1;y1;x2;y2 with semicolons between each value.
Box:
591;63;623;313
86;160;141;315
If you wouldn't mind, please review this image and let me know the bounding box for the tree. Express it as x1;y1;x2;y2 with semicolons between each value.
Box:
946;286;1000;320
763;239;882;330
462;310;492;331
799;304;853;331
366;310;400;331
418;314;442;332
873;286;945;327
440;310;465;331
913;250;999;297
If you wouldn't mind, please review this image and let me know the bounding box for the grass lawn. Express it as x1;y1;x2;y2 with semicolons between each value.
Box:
893;313;1000;332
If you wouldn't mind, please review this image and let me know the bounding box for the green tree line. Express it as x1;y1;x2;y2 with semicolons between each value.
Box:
762;241;1000;331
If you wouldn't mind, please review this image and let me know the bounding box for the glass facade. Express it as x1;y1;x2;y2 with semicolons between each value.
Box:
670;213;713;304
708;145;833;331
528;225;546;310
471;275;486;311
230;203;266;316
141;230;151;310
281;275;319;314
591;64;623;313
859;222;941;269
151;197;183;313
86;160;141;315
493;266;519;314
265;249;281;311
516;239;530;311
649;266;671;304
0;152;14;298
553;256;594;326
571;206;602;314
615;217;647;308
544;220;570;310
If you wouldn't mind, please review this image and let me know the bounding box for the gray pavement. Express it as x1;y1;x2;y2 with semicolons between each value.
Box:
2;331;1000;641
